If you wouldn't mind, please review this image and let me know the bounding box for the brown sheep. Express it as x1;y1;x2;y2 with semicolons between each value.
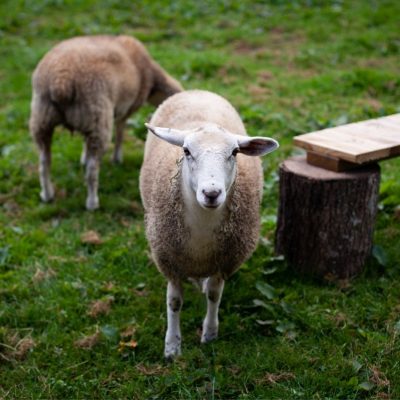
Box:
30;35;183;210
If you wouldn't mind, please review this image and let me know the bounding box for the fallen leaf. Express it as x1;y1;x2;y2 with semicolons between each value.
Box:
87;297;114;318
337;279;352;291
56;188;67;199
131;201;143;214
136;363;168;376
47;255;68;262
32;268;57;283
1;332;36;361
118;340;138;353
370;365;390;388
74;331;101;349
258;70;274;82
13;337;36;360
330;312;351;328
120;326;136;339
227;365;241;376
3;200;21;216
103;282;115;291
323;272;337;283
376;393;390;399
131;289;149;297
256;372;295;386
81;230;103;245
120;218;130;227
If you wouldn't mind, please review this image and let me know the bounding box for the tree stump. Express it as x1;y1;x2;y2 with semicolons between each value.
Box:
275;156;381;279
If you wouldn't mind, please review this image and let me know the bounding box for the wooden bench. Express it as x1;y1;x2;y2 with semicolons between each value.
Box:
275;114;400;279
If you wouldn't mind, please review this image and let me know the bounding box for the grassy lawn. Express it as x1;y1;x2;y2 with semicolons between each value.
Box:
1;0;400;398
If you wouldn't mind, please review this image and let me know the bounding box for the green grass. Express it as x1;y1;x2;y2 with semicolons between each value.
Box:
1;0;400;398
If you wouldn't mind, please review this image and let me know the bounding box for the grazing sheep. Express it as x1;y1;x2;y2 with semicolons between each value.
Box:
30;35;183;210
140;90;279;358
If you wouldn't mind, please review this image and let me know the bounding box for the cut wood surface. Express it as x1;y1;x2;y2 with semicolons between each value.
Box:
294;113;400;164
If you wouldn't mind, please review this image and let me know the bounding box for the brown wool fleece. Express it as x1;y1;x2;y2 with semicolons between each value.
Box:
30;35;183;153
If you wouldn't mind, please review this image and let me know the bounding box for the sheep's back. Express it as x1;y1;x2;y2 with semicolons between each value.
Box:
32;36;149;108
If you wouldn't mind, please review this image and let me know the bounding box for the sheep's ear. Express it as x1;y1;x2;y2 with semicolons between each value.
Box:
236;136;279;156
145;123;186;147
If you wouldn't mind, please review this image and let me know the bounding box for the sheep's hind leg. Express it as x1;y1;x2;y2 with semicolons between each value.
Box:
38;135;55;202
201;275;225;343
165;281;183;359
80;139;88;166
112;120;125;164
84;136;105;211
30;98;57;203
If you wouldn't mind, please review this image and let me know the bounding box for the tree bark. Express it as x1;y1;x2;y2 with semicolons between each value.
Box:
275;156;380;279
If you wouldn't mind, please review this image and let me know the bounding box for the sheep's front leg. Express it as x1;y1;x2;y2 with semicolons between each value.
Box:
201;275;224;343
112;121;125;164
165;281;183;359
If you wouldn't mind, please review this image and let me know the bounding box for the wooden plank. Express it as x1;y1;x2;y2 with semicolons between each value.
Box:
294;113;400;164
306;151;360;172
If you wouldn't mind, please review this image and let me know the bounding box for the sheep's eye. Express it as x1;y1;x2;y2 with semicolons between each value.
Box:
183;147;191;157
232;148;239;157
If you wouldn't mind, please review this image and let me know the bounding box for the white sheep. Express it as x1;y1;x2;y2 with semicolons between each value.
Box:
30;35;183;210
140;90;279;358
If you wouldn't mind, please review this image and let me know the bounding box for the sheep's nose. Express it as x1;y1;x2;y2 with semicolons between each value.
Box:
202;189;222;202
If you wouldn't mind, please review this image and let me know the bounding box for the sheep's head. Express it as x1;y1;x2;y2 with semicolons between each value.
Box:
145;123;279;210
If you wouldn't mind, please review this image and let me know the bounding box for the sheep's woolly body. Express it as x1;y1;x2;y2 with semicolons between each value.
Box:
30;35;182;210
31;35;182;140
140;90;263;282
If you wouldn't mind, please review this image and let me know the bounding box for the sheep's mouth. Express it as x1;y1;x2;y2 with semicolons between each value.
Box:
204;204;219;209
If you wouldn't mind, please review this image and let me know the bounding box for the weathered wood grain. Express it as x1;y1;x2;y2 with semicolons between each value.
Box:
294;113;400;165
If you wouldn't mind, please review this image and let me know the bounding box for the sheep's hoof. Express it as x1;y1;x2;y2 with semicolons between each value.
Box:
201;327;218;344
86;197;99;211
164;341;181;360
40;186;55;203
